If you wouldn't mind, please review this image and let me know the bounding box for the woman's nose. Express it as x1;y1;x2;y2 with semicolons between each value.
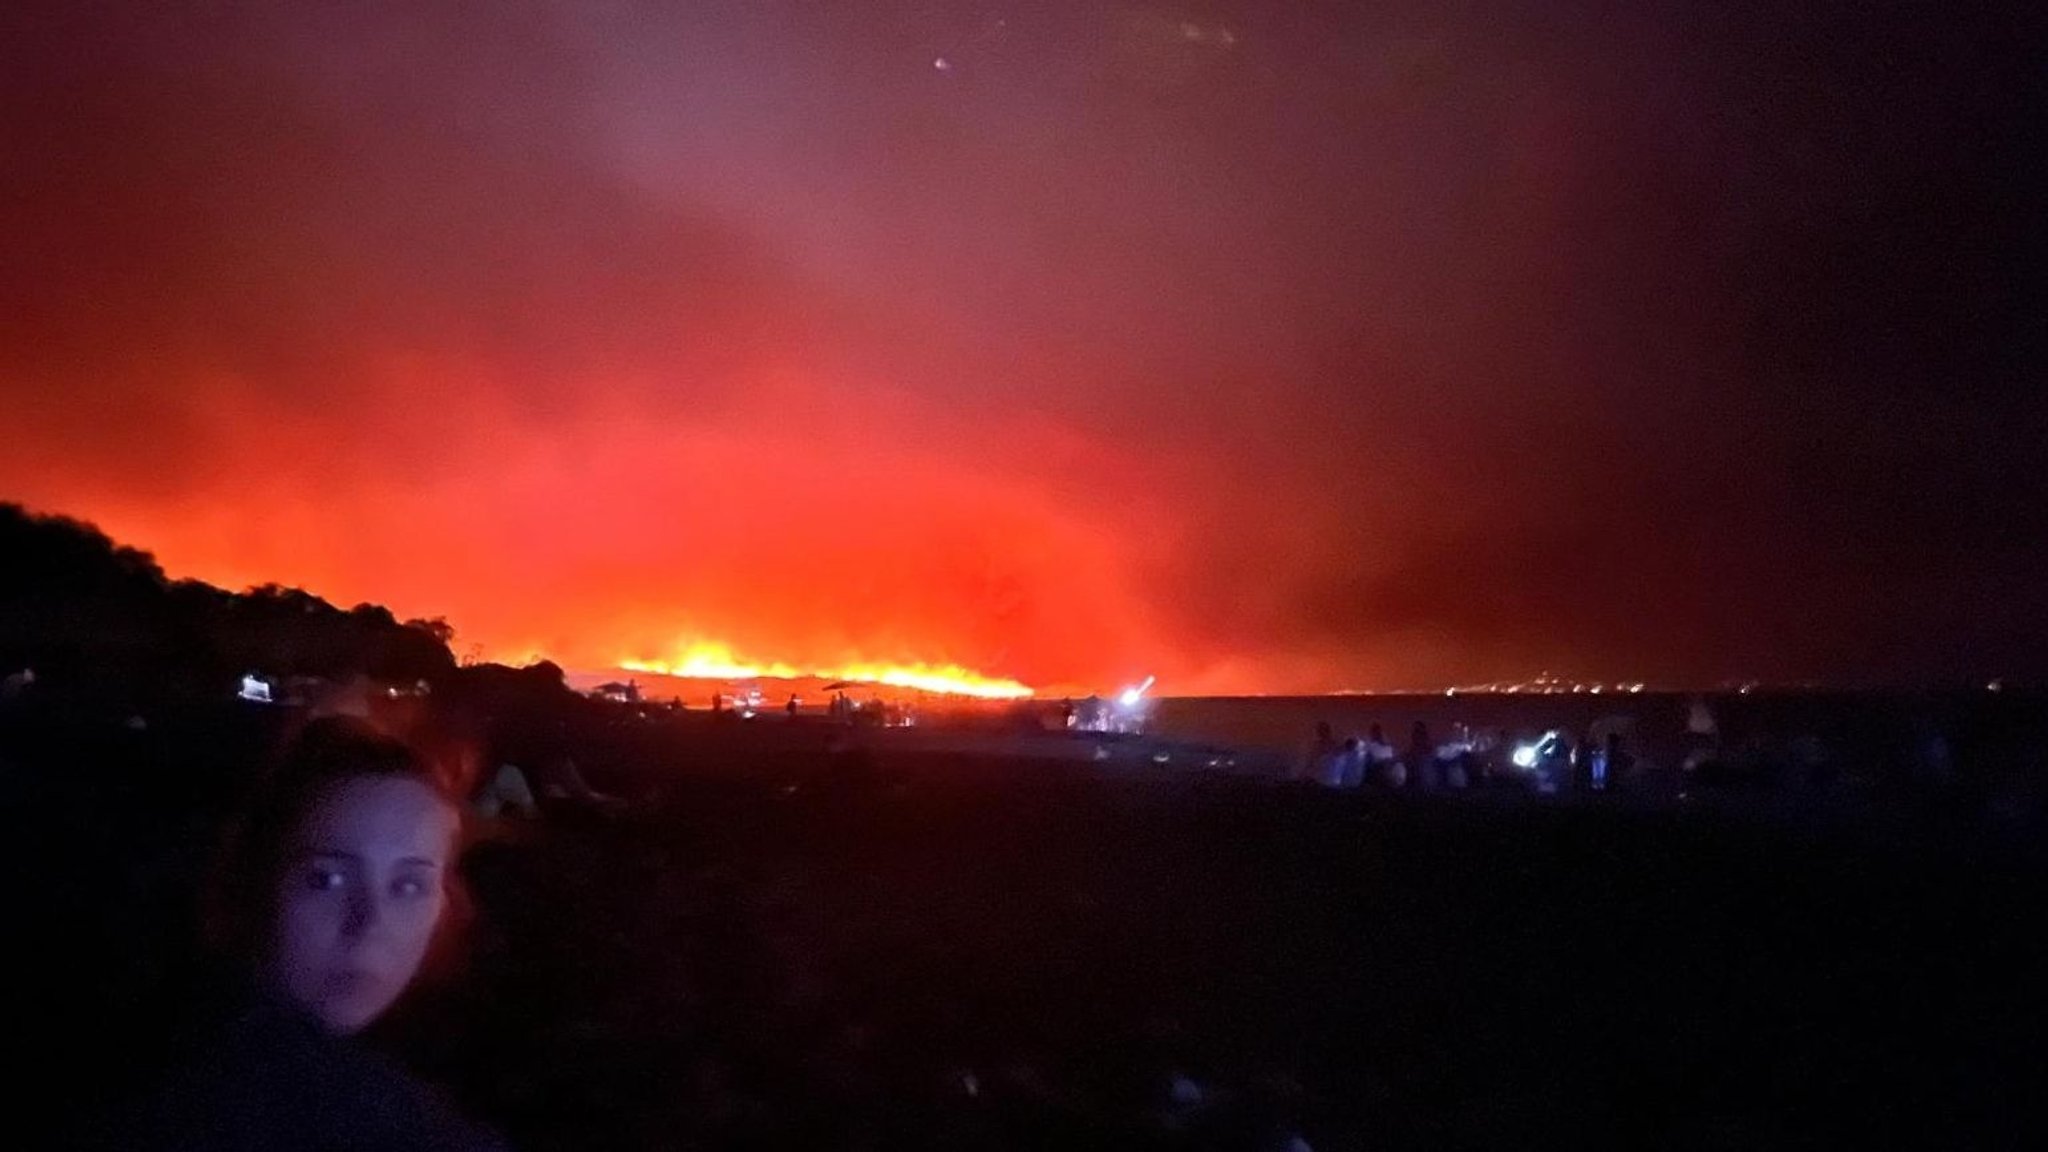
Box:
341;887;383;937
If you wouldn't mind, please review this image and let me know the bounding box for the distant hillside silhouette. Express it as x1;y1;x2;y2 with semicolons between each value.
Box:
1;503;457;709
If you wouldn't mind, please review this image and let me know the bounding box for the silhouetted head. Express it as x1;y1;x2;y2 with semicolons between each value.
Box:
214;718;465;1034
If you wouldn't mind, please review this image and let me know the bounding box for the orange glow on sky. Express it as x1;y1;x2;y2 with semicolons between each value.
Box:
8;402;1181;695
6;3;2041;692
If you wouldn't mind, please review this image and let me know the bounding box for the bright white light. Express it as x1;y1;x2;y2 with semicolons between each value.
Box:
1117;674;1156;710
238;675;271;704
1511;744;1538;770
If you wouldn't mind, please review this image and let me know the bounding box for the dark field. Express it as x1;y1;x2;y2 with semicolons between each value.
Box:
12;712;2047;1150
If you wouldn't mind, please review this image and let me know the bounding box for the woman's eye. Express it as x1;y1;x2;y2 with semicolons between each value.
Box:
392;876;429;899
305;869;346;892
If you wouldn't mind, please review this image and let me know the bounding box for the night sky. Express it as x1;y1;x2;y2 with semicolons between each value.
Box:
4;1;2041;693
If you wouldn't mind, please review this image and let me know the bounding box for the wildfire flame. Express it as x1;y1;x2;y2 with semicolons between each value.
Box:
619;641;1034;699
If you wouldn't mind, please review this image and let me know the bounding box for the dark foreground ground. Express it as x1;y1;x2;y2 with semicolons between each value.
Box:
11;719;2047;1150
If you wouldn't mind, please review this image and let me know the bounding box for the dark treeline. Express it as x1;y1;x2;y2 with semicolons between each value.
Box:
1;502;612;769
2;503;459;708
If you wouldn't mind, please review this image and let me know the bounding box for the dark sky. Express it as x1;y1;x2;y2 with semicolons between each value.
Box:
3;1;2041;692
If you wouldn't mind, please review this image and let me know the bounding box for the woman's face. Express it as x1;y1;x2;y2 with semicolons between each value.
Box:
268;776;458;1033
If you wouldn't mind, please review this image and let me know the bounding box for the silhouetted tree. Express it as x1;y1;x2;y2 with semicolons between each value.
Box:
0;504;458;700
404;617;457;647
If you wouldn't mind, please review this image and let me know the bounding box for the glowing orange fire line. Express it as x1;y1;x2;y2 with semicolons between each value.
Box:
618;642;1034;699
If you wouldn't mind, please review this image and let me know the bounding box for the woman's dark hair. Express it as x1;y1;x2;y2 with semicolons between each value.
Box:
206;716;471;973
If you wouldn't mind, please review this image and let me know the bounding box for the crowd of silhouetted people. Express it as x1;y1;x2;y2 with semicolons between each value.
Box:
1302;719;1636;794
1291;694;2045;835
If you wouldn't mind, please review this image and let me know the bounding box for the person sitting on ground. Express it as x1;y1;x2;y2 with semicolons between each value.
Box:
1302;721;1336;780
532;755;622;812
1318;736;1363;788
472;761;539;822
1364;723;1398;774
1407;721;1435;789
0;666;34;702
1603;731;1635;794
98;717;505;1150
1338;736;1367;787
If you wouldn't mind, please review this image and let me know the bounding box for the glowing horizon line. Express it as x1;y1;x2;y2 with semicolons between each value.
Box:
617;641;1034;699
